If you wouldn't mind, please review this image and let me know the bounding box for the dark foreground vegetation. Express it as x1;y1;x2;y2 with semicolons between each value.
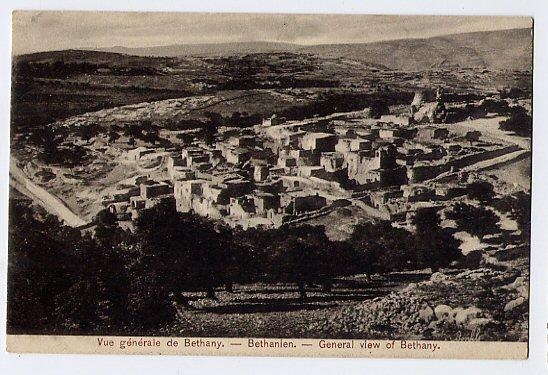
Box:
8;199;469;336
499;106;533;137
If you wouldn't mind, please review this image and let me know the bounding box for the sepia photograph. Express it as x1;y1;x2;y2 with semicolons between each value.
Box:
5;10;533;359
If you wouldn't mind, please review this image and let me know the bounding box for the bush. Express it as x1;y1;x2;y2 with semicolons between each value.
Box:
447;203;500;239
412;209;462;271
370;100;390;119
467;181;495;203
499;107;532;137
492;192;531;241
349;221;416;273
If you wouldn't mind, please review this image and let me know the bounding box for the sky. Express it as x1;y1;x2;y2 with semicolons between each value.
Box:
12;11;532;55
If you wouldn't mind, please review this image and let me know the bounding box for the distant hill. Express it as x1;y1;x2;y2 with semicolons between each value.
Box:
13;49;170;67
99;41;300;57
15;28;532;72
93;28;532;71
301;28;532;71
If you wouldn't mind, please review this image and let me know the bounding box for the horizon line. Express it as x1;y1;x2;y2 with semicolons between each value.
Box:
14;25;532;57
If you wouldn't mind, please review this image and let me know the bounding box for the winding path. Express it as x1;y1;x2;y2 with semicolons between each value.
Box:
9;158;87;227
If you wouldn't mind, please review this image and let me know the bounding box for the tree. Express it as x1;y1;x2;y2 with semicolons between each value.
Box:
207;223;242;293
127;202;187;328
124;123;143;139
107;130;120;143
266;225;336;298
493;192;531;242
467;181;495;204
412;207;441;233
348;215;462;274
31;126;60;163
141;128;160;144
178;133;194;146
127;201;229;329
56;234;130;332
349;221;415;273
238;225;359;295
447;203;500;239
8;202;79;333
7;201;129;334
513;192;531;242
412;208;462;271
229;111;242;126
94;209;125;247
465;131;481;145
79;123;102;141
370;100;390;119
500;87;527;99
413;229;462;271
202;124;217;145
499;106;532;137
201;112;222;145
478;98;511;115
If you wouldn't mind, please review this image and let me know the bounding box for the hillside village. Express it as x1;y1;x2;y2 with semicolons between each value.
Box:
69;89;526;237
9;71;531;263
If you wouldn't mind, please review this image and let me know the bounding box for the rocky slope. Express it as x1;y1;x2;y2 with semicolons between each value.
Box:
311;266;529;341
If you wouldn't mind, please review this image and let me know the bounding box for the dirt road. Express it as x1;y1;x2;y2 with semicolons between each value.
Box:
9;158;87;227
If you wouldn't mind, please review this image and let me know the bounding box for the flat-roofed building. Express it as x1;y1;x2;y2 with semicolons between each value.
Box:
253;192;281;215
320;152;346;172
277;155;297;168
203;184;228;205
225;147;251;165
140;181;171;200
350;138;372;152
229;135;256;148
128;146;155;161
298;166;326;178
335;138;353;153
229;196;256;219
302;133;337;152
220;178;253;198
130;196;146;210
280;191;327;215
253;165;269;182
174;179;207;212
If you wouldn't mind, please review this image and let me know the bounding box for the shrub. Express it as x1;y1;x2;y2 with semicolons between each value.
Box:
447;203;500;239
467;181;495;203
349;221;416;273
412;208;462;271
499;107;532;137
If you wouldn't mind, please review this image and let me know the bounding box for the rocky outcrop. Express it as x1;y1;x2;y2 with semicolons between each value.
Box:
310;267;528;341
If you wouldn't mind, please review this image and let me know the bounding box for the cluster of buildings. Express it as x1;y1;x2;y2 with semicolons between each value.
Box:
101;91;516;229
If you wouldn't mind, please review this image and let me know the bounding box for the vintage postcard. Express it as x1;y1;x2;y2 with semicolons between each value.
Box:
6;11;532;359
